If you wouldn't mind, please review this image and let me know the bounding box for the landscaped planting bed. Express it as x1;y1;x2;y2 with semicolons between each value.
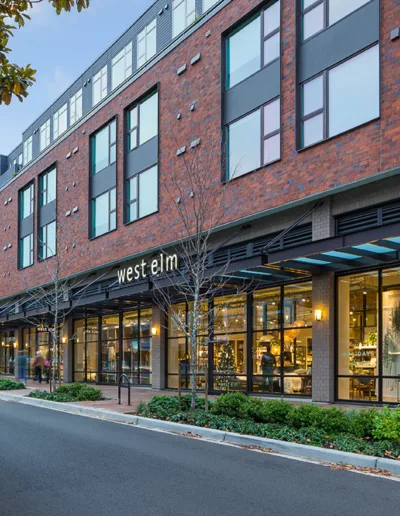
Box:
137;393;400;460
28;383;105;403
0;378;25;390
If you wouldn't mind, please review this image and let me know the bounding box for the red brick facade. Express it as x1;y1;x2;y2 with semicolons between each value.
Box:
0;0;399;299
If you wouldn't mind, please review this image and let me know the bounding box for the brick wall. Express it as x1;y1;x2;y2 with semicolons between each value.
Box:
0;0;398;300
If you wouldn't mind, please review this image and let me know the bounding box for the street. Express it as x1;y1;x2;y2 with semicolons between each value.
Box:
0;402;398;516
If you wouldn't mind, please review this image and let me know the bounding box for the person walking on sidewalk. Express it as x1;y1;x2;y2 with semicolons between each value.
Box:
33;351;44;384
17;351;28;386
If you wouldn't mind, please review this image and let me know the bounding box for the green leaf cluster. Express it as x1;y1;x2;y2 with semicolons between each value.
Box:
28;382;104;402
0;377;25;390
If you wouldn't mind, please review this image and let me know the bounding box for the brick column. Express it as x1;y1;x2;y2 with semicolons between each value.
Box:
312;272;335;403
151;303;166;390
62;318;73;383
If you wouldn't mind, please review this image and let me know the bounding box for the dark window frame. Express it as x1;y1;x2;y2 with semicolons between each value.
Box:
38;221;57;261
299;43;379;149
90;187;117;239
225;0;281;91
126;165;158;224
91;119;117;176
19;232;34;270
226;96;281;181
126;90;158;152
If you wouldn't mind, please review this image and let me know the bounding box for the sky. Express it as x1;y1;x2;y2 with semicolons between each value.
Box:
0;0;153;156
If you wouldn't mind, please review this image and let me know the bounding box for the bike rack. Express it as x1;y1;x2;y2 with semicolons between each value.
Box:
118;373;131;406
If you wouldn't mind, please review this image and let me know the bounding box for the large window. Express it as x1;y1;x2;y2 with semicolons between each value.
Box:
20;183;34;219
137;19;157;68
39;221;56;260
112;43;132;90
70;89;83;125
127;92;158;150
226;1;280;89
74;318;99;383
302;0;371;41
301;45;379;147
53;103;68;139
172;0;196;38
203;0;218;11
127;166;158;223
122;309;152;385
167;284;312;395
40;120;50;151
227;98;280;179
39;168;56;206
338;267;400;404
23;136;32;165
91;188;116;238
93;65;108;105
91;120;116;175
19;234;33;269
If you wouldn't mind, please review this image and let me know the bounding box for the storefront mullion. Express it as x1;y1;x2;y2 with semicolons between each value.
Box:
378;269;383;404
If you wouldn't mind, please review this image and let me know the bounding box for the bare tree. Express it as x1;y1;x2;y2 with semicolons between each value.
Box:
152;141;250;410
22;225;93;391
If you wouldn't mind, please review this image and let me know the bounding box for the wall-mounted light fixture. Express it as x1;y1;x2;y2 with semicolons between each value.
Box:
151;327;158;336
314;309;322;322
62;337;67;344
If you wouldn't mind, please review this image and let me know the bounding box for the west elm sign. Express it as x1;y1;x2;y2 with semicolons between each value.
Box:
117;253;179;284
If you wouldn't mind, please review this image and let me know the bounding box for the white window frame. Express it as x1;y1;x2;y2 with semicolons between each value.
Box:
40;119;51;152
172;0;196;38
137;19;157;68
53;103;68;140
93;65;108;106
70;89;83;125
23;136;33;165
111;42;133;90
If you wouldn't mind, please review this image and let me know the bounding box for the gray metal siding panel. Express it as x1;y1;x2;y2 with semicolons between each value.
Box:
39;201;56;227
19;214;33;239
224;59;281;124
126;137;158;179
91;164;117;198
299;0;379;83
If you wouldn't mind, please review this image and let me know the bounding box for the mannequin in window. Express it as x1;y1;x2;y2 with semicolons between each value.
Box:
261;343;276;393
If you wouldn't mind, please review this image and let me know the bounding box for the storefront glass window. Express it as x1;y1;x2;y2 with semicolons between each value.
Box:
73;317;99;383
0;331;16;375
337;272;379;402
382;267;400;403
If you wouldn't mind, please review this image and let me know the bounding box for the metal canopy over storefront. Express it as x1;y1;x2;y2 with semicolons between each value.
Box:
266;222;400;275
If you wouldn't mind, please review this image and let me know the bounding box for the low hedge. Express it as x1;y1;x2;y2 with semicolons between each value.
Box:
0;378;25;390
28;383;104;403
137;393;400;460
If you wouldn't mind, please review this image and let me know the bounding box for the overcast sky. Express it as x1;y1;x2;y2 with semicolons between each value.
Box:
0;0;153;155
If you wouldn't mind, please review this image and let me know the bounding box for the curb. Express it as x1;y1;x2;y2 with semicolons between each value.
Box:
1;392;399;476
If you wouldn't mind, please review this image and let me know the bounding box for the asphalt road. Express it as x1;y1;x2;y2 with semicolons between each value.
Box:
0;402;399;516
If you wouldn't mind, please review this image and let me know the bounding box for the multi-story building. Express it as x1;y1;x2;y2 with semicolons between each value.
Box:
0;0;399;404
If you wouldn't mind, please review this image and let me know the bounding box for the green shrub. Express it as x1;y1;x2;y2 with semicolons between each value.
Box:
0;378;25;390
253;399;294;424
28;383;104;403
136;401;147;414
180;394;212;411
347;409;377;438
211;392;251;418
287;404;349;434
147;395;181;418
373;406;400;441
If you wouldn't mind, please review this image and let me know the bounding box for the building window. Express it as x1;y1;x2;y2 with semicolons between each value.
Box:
19;234;33;269
20;183;34;219
39;168;56;207
112;43;133;90
226;1;280;89
301;45;379;147
227;98;280;179
137;19;157;68
302;0;371;41
70;89;83;125
127;92;158;151
39;221;56;260
91;120;116;175
91;188;116;238
23;136;33;165
127;166;158;223
93;65;108;105
53;103;68;139
18;153;23;166
172;0;196;38
40;120;50;152
74;318;99;383
203;0;218;12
